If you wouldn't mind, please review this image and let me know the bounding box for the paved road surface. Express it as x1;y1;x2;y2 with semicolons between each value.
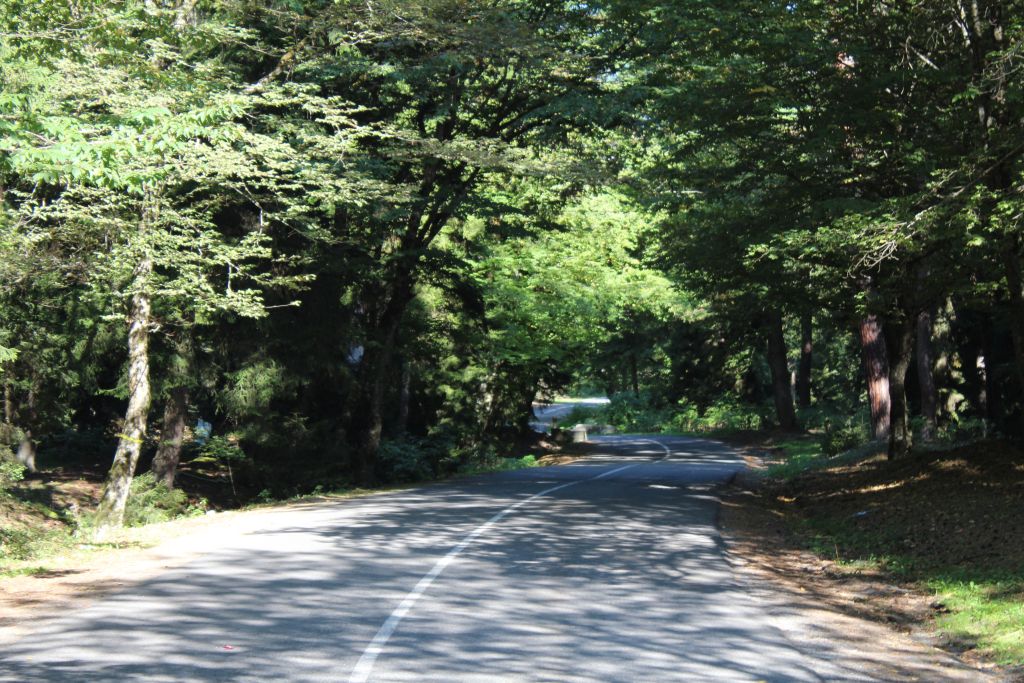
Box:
530;399;608;433
0;436;982;681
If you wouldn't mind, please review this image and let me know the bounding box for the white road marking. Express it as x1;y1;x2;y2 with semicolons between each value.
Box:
347;438;674;683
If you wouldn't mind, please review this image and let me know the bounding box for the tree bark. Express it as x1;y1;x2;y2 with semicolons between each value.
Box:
14;385;37;473
397;358;411;434
349;280;413;486
150;385;188;489
887;317;915;459
1003;244;1024;397
795;313;813;408
95;254;153;535
15;432;36;473
765;310;798;431
859;315;891;440
916;310;939;441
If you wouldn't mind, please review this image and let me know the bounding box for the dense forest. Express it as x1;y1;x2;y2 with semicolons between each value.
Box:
1;0;1022;532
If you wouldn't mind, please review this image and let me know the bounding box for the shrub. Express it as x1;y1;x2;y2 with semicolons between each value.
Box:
938;417;991;444
665;399;766;433
123;473;205;526
0;455;25;491
820;420;868;456
600;393;671;432
0;527;35;561
557;404;603;428
377;437;438;483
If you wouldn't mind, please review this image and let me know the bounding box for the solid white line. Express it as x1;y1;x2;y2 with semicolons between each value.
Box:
641;438;672;460
347;441;672;683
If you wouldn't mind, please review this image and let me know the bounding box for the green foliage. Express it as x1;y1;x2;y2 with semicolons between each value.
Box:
122;473;205;527
0;456;25;491
820;419;870;457
666;400;767;434
457;452;541;477
555;405;605;428
198;436;248;464
0;527;38;561
929;573;1024;665
377;438;439;483
598;393;672;433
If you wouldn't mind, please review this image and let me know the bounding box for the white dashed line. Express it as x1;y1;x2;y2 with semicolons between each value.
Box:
347;439;673;683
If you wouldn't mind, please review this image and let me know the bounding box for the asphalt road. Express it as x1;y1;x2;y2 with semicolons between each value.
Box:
529;399;608;433
0;436;978;681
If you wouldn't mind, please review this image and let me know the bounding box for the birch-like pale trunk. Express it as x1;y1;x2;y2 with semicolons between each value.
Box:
795;313;813;409
95;200;156;535
94;262;153;534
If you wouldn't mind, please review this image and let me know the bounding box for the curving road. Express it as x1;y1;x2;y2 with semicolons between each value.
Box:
0;436;983;681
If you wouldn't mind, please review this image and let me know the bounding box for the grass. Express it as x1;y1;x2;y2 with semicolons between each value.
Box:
764;436;823;478
797;515;1024;665
762;436;1024;667
929;572;1024;664
458;453;540;476
763;436;885;480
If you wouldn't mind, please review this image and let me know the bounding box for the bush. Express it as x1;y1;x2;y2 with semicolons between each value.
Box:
123;473;205;526
938;417;991;444
667;399;766;433
0;455;25;491
556;404;603;428
820;420;868;456
0;527;34;560
377;437;438;483
601;393;671;432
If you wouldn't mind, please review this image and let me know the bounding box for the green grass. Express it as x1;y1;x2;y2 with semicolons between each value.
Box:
763;435;1024;667
0;564;52;578
928;572;1024;665
791;505;1024;666
765;438;884;480
458;454;540;476
764;437;822;478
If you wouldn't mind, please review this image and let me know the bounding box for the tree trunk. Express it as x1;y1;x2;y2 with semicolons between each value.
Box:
859;315;890;440
795;313;812;408
15;431;36;473
14;385;37;473
887;317;915;459
3;381;11;425
1003;244;1024;397
95;255;153;535
150;385;188;489
630;354;640;396
916;310;939;441
765;310;798;431
397;358;411;434
349;281;413;486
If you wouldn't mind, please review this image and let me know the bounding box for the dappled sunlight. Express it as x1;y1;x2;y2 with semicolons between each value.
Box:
0;437;970;681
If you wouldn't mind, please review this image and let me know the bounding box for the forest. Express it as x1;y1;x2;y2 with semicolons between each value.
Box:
1;0;1022;536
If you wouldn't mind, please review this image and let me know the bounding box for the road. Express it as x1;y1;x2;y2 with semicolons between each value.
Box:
0;436;983;682
529;398;608;433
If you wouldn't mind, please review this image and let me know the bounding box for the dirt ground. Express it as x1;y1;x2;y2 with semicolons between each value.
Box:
718;435;1024;681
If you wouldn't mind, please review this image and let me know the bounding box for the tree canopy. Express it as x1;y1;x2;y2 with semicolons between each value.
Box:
1;0;1022;527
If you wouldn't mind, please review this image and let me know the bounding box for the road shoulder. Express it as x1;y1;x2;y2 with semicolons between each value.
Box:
717;448;1010;681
